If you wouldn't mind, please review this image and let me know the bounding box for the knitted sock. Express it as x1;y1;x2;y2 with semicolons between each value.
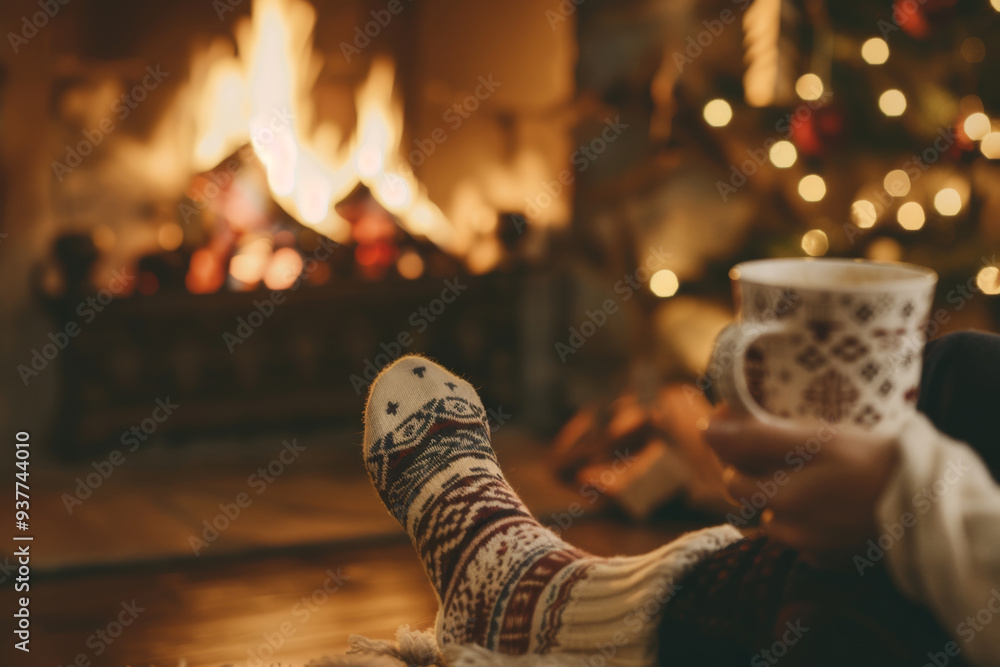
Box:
362;355;740;665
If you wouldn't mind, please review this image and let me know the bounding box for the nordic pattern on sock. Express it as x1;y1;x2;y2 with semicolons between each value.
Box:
362;356;744;665
363;358;589;652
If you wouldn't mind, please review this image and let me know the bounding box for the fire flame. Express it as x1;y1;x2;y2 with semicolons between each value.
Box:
191;0;466;256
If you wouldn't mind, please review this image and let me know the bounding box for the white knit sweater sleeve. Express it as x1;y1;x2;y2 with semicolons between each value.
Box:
875;413;1000;666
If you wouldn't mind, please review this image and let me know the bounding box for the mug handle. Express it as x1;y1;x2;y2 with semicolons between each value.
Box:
709;322;791;427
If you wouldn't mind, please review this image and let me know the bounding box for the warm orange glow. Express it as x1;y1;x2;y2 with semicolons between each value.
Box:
158;223;184;251
229;238;273;286
264;247;304;290
186;249;226;294
189;0;481;265
396;250;425;280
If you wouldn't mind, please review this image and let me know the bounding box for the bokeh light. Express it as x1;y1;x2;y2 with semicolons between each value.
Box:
879;89;907;117
396;250;425;280
798;175;827;202
897;202;925;230
964;112;991;141
883;169;911;197
703;99;733;127
769;141;797;168
801;229;829;256
263;247;304;290
795;74;824;101
981;132;1000;159
157;223;184;251
977;266;1000;295
861;38;890;65
650;269;680;298
933;188;963;216
851;200;878;228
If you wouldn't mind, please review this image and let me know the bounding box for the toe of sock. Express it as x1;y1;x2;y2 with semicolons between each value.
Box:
362;355;485;452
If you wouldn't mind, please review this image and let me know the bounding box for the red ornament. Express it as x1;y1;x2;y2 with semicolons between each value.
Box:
790;104;845;156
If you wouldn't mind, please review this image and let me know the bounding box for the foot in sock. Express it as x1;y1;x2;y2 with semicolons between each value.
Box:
362;355;740;665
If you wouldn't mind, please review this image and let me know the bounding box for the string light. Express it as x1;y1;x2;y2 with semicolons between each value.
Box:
933;188;962;216
964;112;991;141
798;175;827;201
703;99;733;127
851;200;878;228
977;266;1000;295
801;230;829;256
883;169;911;197
795;74;824;101
861;38;890;65
879;89;907;117
769;140;797;168
992;0;1000;12
650;270;680;297
981;132;1000;159
897;202;925;230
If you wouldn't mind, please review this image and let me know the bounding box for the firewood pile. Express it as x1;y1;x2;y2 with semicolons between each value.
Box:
551;384;733;520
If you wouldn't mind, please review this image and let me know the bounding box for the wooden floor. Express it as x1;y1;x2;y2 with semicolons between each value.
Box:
9;426;712;667
26;521;696;667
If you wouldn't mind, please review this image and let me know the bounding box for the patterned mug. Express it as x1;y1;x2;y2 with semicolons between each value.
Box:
708;258;937;435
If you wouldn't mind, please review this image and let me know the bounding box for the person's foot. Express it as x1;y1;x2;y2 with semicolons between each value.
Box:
362;356;739;665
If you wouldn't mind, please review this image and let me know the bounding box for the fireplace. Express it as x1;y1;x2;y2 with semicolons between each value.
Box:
4;0;585;458
4;0;998;462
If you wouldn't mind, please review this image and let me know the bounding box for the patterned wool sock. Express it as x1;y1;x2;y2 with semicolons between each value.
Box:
362;356;741;666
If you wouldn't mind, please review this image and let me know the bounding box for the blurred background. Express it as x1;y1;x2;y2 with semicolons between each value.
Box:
0;0;998;664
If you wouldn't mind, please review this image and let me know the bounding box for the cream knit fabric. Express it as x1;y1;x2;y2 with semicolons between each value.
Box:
876;413;1000;666
362;355;740;666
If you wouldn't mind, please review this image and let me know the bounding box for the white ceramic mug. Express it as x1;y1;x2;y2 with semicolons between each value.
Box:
708;258;937;434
